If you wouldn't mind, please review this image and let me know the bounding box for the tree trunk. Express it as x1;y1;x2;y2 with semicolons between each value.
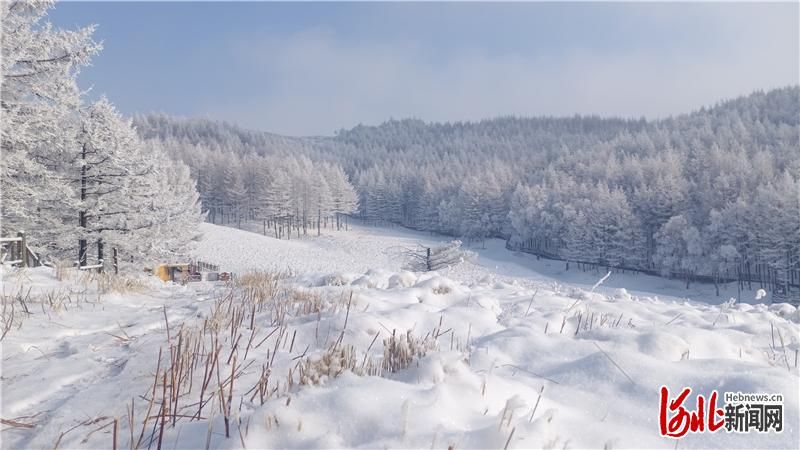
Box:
746;261;752;290
714;273;719;297
78;143;88;267
97;238;104;273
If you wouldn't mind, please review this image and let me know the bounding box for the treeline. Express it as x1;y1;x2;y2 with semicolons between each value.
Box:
136;132;359;237
1;1;203;268
343;89;800;299
134;87;799;299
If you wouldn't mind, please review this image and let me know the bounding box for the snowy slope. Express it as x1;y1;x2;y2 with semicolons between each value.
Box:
194;222;463;276
197;222;772;305
1;223;798;449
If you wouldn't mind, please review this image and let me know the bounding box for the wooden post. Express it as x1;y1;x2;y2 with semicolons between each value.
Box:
113;247;119;275
17;231;27;267
426;247;431;272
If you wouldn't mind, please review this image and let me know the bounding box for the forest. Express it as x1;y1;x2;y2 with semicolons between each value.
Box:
3;1;798;300
1;1;203;268
134;87;800;300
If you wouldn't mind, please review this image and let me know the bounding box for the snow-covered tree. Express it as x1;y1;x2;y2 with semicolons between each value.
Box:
1;0;100;250
653;215;705;287
69;98;152;265
221;159;247;227
132;87;800;297
138;155;205;261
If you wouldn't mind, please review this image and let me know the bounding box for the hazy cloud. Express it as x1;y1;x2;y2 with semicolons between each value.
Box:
204;3;798;136
54;2;797;136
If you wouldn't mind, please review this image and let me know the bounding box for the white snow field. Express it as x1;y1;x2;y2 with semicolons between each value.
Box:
2;223;799;449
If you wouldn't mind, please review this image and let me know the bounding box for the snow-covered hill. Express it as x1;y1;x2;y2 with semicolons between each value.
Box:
2;223;798;449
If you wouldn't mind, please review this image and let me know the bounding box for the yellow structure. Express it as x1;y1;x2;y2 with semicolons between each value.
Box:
154;263;190;282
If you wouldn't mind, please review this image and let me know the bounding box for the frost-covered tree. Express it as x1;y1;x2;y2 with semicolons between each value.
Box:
1;2;203;269
70;98;152;265
1;0;100;249
749;174;800;299
138;154;205;261
221;159;247;227
653;215;705;287
134;87;800;297
326;164;358;229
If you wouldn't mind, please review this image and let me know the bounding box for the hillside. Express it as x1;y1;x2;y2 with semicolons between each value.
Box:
136;87;800;303
2;223;799;449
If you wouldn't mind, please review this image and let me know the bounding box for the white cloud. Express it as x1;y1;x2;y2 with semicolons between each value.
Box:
212;4;798;136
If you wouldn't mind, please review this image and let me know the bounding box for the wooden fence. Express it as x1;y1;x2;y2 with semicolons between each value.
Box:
1;233;118;274
509;240;800;303
0;232;40;268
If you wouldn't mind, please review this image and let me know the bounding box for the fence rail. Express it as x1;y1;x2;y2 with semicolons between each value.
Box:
508;241;800;303
190;260;220;273
77;260;104;272
0;232;40;268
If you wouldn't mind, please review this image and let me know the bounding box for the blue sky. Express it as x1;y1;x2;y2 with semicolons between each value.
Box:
49;2;799;136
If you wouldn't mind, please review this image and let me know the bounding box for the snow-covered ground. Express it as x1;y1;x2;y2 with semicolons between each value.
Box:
199;222;776;305
2;223;798;449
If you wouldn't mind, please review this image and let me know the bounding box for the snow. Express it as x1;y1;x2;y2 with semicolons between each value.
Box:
198;222;778;306
2;223;798;449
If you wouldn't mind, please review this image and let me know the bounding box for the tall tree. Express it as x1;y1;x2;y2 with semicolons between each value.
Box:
1;0;100;251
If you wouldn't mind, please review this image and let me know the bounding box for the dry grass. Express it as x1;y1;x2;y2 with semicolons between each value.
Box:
0;286;95;340
118;273;385;447
9;267;447;447
0;290;25;341
108;270;292;448
95;274;150;295
299;344;381;386
323;274;348;286
288;289;325;316
570;308;630;335
54;259;74;281
233;270;295;306
382;329;438;373
432;285;452;295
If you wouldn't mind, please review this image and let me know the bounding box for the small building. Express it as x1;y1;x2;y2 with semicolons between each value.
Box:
154;263;190;282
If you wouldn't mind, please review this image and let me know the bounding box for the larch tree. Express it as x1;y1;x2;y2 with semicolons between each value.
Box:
139;153;205;262
71;98;152;265
1;0;100;251
221;159;247;227
131;88;800;299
